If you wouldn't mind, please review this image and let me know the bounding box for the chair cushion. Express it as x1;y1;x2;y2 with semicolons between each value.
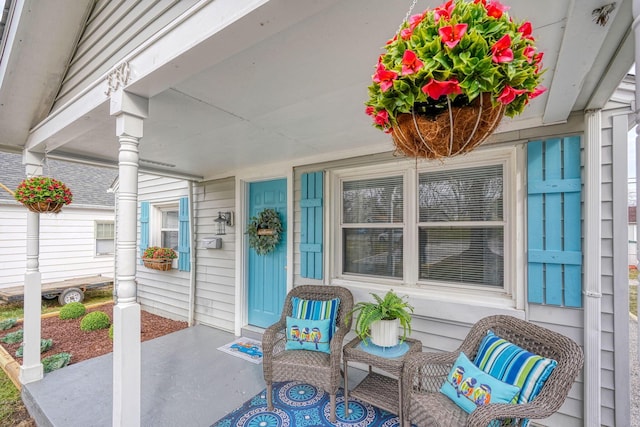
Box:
474;331;558;425
440;352;520;414
291;297;340;339
285;316;331;353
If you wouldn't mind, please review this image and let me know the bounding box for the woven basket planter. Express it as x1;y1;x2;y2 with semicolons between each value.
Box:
24;201;64;214
391;93;505;159
142;258;173;271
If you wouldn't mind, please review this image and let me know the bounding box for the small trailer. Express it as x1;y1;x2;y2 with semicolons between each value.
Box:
0;275;113;305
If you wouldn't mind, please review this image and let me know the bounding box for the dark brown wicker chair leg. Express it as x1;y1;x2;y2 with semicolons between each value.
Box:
329;393;336;422
266;383;273;410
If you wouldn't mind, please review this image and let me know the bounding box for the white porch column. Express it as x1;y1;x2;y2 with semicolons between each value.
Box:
20;152;44;384
110;90;148;427
583;109;602;426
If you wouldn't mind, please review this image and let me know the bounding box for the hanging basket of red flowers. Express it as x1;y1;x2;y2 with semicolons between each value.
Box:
365;0;545;159
11;176;73;214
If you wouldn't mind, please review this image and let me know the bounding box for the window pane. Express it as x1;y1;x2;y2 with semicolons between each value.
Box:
419;227;503;286
343;228;403;278
96;239;114;256
96;222;114;239
162;211;179;228
343;176;403;224
419;165;503;222
162;231;179;251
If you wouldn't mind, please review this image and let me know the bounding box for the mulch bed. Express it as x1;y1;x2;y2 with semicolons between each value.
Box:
0;302;188;365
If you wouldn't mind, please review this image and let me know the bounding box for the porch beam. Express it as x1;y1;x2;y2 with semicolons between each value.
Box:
19;151;44;384
110;90;148;427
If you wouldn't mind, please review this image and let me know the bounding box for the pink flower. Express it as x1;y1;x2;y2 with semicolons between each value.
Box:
400;12;426;40
523;46;536;63
434;0;454;23
491;34;513;63
421;78;462;99
365;106;375;116
518;22;534;40
533;51;544;73
439;24;468;49
372;62;398;92
374;110;390;127
486;1;509;19
401;50;424;75
529;86;546;100
497;85;527;104
400;28;413;40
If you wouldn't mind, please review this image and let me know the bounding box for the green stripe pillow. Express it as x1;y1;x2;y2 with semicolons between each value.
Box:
473;331;558;426
291;297;340;340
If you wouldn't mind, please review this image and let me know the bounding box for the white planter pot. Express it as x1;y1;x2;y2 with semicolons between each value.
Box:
370;318;400;347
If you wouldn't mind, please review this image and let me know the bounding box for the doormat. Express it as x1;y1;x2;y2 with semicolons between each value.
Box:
217;337;263;364
211;381;408;427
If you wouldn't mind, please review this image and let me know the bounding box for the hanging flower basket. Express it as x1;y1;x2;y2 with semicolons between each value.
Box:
247;208;284;255
142;258;174;271
365;0;545;159
142;247;177;271
1;177;73;214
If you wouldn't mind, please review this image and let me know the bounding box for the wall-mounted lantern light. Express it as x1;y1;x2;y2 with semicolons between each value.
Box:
215;211;233;235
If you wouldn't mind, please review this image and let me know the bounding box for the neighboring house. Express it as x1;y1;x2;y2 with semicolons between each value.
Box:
0;151;118;288
0;1;637;426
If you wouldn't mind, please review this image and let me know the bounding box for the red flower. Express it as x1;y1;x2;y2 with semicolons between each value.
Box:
497;85;527;104
523;46;536;63
486;1;509;19
529;86;546;100
372;62;398;92
439;24;468;49
401;50;424;75
365;106;376;116
421;78;462;99
474;0;487;4
491;34;513;63
408;12;425;29
386;34;398;45
518;22;534;40
434;0;454;23
533;51;544;73
374;110;390;127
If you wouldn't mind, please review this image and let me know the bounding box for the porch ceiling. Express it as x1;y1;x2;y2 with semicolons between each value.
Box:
0;0;634;180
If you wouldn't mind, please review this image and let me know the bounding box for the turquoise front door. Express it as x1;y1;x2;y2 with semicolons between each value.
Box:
248;179;287;328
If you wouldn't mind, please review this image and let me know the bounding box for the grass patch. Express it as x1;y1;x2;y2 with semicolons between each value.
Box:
0;368;21;424
631;283;638;317
0;287;113;321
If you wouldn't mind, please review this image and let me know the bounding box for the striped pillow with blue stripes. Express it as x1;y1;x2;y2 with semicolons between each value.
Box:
291;297;340;340
473;331;558;426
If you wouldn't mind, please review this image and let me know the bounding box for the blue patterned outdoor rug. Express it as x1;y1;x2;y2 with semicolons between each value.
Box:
211;381;409;427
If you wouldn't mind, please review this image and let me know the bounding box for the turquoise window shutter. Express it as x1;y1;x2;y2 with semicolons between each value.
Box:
140;201;150;264
527;136;582;307
300;171;323;279
178;197;190;272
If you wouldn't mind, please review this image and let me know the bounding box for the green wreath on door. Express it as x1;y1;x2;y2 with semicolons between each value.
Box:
247;208;284;255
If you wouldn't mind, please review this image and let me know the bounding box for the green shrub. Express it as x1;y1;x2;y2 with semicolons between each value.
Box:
108;324;113;340
59;302;86;320
0;318;17;330
80;311;110;331
1;329;23;344
15;338;53;358
42;352;71;373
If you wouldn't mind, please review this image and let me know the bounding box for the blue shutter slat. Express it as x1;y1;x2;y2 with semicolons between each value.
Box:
527;137;582;307
140;201;150;264
527;141;544;304
301;171;323;279
178;197;190;272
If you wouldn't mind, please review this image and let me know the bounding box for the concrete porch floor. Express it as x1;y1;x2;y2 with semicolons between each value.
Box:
22;325;266;427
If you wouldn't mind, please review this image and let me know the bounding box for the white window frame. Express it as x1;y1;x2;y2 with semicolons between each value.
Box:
151;202;180;265
95;221;115;256
330;146;523;311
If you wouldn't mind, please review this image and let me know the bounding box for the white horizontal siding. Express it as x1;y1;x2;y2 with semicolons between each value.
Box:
192;177;236;332
0;204;115;288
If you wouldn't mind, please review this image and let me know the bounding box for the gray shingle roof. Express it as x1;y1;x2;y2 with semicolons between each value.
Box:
0;151;118;207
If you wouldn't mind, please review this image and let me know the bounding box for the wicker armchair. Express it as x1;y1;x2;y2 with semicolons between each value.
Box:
402;315;583;427
262;285;353;423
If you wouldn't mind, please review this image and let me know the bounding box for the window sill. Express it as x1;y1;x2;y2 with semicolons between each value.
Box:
332;279;524;324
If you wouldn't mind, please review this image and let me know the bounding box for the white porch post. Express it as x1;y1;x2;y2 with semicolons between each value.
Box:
19;152;44;384
583;109;602;426
110;90;148;427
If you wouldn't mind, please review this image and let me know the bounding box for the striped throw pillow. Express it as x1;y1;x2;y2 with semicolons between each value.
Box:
473;331;558;426
291;297;340;340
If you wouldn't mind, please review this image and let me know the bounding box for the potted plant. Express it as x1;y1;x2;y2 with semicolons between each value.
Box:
348;290;414;347
2;176;73;213
142;246;177;271
365;0;545;159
